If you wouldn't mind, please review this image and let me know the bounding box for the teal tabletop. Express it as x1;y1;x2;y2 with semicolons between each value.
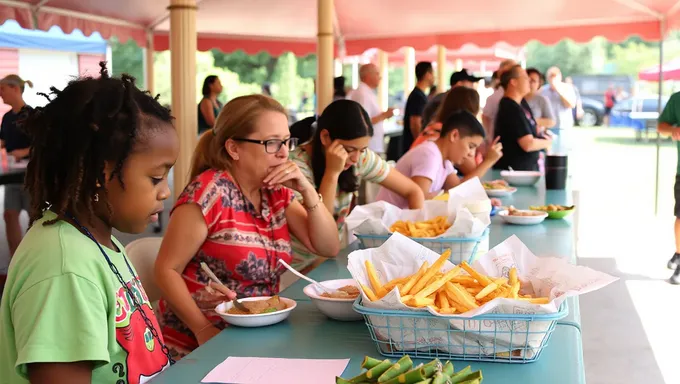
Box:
150;173;584;383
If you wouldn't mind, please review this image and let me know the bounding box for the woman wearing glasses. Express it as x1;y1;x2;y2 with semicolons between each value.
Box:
154;95;339;356
289;99;424;271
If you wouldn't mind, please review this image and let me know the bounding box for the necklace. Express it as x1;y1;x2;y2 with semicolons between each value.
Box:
67;214;175;365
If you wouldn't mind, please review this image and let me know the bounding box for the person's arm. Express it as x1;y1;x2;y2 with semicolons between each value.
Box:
555;83;576;109
199;98;216;127
28;362;92;384
411;176;439;199
409;115;422;138
10;147;30;159
371;110;393;125
154;204;229;343
379;169;424;209
518;134;552;152
285;197;339;258
658;96;680;139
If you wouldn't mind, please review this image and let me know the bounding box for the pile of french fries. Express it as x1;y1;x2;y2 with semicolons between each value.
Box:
389;216;451;238
359;250;550;315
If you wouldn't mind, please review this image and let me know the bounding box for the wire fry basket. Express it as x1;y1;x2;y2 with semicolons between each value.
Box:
354;228;489;264
352;298;568;363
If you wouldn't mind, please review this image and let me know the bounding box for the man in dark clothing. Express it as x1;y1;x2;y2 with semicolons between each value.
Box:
400;62;434;158
493;65;552;171
422;69;483;127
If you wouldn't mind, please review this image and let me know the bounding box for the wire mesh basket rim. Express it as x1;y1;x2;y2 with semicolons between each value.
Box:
352;297;569;321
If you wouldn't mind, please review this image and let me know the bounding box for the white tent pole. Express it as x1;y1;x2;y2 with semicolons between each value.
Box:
655;17;665;216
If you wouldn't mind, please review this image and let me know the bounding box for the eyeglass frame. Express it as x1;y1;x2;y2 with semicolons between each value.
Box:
232;137;299;154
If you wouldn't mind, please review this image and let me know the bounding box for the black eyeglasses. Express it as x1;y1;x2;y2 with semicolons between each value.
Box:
233;137;299;154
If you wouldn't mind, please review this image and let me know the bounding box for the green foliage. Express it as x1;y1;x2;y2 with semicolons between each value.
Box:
211;50;274;84
110;38;144;85
271;52;298;108
525;39;594;77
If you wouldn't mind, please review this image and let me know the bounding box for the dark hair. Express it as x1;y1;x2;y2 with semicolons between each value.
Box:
429;85;438;95
24;62;173;225
526;67;542;81
500;65;523;89
491;70;499;80
202;75;219;98
311;99;373;193
333;76;346;99
439;110;485;139
415;62;433;81
434;86;480;123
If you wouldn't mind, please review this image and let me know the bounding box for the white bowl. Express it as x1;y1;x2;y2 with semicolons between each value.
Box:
498;210;548;225
500;170;542;186
215;296;296;327
485;187;517;197
303;279;363;321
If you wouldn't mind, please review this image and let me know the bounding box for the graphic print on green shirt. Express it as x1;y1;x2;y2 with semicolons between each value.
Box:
0;211;169;384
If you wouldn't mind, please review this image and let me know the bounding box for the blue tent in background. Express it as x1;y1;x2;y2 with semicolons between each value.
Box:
0;20;106;54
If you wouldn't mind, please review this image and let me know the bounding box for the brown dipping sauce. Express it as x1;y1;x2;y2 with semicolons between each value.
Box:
321;285;360;299
227;296;288;315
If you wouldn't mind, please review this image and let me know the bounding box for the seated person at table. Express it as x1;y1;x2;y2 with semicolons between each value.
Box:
0;66;176;384
154;95;339;357
289;99;424;271
493;65;552;171
376;111;488;207
410;86;503;187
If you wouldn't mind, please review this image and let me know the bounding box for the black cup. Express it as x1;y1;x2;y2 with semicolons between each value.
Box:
545;155;568;190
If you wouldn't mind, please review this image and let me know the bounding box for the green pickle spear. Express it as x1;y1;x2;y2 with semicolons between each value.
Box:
421;359;442;378
452;371;482;384
361;356;384;370
382;367;427;384
431;372;450;384
336;377;353;384
448;366;472;383
442;361;454;377
414;379;433;384
350;359;392;383
378;356;413;382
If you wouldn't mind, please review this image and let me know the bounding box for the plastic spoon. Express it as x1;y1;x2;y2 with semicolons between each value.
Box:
277;259;336;295
200;262;250;313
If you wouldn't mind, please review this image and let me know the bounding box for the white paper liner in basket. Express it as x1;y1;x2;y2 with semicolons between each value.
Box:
348;233;618;358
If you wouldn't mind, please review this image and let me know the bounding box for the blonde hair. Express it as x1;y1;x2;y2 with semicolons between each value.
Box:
0;74;33;92
190;94;287;181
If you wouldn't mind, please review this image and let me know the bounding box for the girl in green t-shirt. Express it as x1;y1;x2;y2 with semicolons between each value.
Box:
0;63;203;384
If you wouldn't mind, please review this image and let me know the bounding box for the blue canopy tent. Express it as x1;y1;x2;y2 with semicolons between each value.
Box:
0;20;106;55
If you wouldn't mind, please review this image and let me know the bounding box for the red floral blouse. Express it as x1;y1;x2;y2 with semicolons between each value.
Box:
158;169;294;354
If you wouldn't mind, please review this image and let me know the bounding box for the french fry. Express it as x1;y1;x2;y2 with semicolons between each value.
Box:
409;249;451;295
407;297;435;307
510;282;520;299
436;291;449;310
365;260;387;298
399;262;428;296
438;308;457;315
518;297;550;304
446;282;479;310
360;284;378;301
475;281;499;300
415;266;462;299
384;276;410;292
509;267;518;286
460;261;493;286
389;216;451;237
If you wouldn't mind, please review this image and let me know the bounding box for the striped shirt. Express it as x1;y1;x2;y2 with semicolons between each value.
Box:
289;146;390;270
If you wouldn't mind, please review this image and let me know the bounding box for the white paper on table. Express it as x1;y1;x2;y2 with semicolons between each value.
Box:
347;233;618;357
346;177;491;239
201;357;350;384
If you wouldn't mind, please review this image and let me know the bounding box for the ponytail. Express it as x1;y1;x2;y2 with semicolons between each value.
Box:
24;80;33;89
190;130;222;180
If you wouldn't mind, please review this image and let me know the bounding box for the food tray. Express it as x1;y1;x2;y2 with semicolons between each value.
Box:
353;297;568;364
354;228;489;265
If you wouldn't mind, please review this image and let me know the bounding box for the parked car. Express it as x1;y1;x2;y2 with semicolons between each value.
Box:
609;96;669;141
576;97;605;126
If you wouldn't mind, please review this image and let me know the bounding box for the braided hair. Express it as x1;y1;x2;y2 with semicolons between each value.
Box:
24;62;173;225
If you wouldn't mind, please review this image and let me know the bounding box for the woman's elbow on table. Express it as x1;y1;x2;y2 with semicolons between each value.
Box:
286;200;340;258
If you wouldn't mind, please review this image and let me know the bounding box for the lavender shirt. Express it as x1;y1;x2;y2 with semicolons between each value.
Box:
376;141;455;208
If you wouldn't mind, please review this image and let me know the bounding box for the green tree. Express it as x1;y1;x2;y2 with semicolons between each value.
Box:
110;38;144;84
271;52;298;108
525;39;594;77
211;50;275;84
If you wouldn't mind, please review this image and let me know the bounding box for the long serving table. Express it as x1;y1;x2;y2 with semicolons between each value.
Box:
151;175;585;383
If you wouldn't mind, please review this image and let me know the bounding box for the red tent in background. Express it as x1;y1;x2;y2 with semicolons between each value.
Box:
638;58;680;81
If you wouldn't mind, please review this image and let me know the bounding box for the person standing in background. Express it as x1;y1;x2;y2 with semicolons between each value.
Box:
0;74;32;257
656;91;680;284
401;62;435;157
603;85;616;126
482;60;518;147
565;76;584;124
540;66;576;154
525;68;556;133
422;69;483;128
198;75;223;135
348;64;395;155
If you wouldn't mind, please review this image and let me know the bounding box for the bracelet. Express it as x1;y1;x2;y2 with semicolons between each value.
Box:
194;323;213;336
304;193;323;212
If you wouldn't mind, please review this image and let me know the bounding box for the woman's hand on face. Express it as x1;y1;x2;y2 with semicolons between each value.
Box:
325;140;348;175
263;161;314;194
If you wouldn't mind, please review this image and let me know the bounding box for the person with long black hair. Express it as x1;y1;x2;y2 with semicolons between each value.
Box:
198;75;223;134
289;99;424;271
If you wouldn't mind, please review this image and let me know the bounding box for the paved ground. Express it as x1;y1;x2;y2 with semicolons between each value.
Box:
1;126;678;383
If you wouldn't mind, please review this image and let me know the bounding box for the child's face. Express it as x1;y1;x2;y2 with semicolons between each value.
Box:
103;123;179;234
446;131;483;166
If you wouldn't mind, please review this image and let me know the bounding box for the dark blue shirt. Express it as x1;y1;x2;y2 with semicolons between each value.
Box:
0;106;31;155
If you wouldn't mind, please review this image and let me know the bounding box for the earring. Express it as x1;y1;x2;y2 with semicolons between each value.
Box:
93;193;99;202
